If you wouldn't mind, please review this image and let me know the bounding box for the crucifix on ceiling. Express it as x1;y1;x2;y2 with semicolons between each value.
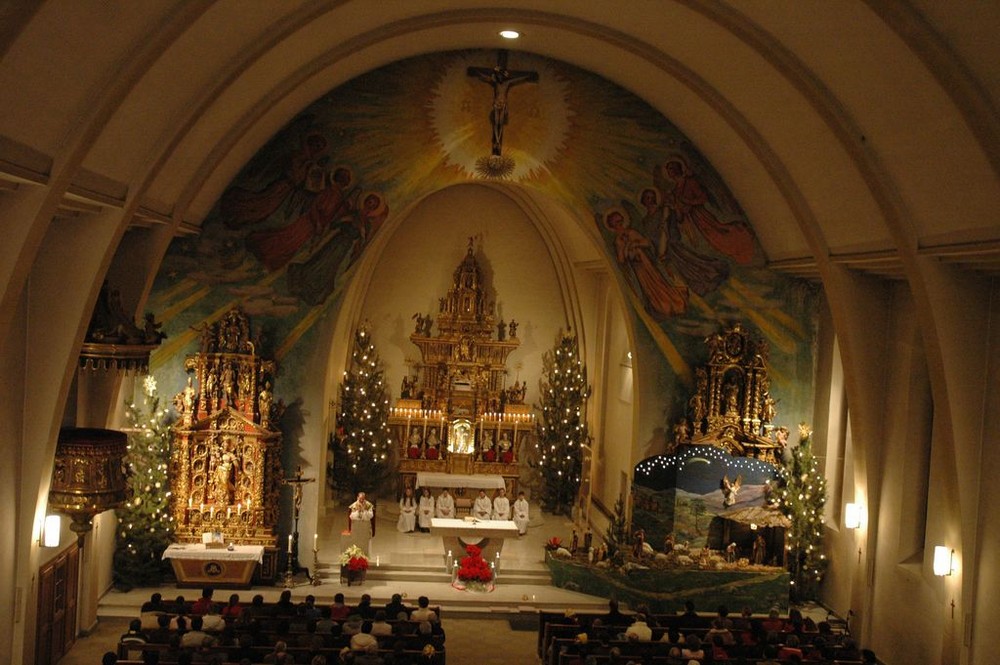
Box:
467;49;539;178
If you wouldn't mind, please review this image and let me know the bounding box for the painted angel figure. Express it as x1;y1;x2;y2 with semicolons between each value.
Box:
721;473;742;507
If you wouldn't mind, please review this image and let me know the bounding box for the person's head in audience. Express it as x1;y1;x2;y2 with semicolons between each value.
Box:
149;592;163;607
786;634;800;647
128;618;143;633
311;656;327;665
685;634;701;650
862;648;878;663
374;610;387;623
227;593;240;607
174;596;187;612
279;589;293;604
417;595;429;608
717;604;729;619
157;614;171;629
102;652;118;665
683;600;696;615
190;616;204;631
142;650;160;665
175;615;187;632
334;593;346;606
201;587;214;600
608;599;619;612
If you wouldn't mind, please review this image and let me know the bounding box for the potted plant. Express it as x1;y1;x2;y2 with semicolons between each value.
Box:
339;544;369;585
453;544;494;592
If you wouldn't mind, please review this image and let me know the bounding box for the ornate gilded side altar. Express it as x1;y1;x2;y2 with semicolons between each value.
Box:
390;241;533;497
674;323;783;464
168;307;282;583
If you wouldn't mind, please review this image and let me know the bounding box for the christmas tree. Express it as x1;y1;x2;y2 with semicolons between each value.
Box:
535;331;591;515
774;423;828;600
113;375;175;590
604;494;629;566
329;326;393;498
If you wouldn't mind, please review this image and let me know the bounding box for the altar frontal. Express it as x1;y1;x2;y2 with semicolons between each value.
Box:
430;517;518;562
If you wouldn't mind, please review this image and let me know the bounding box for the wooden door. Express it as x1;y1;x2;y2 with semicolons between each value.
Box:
35;541;79;665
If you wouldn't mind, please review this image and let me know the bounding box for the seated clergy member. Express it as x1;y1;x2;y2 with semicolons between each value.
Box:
473;489;493;519
435;488;455;518
492;487;511;520
418;487;435;532
398;487;417;533
512;491;530;535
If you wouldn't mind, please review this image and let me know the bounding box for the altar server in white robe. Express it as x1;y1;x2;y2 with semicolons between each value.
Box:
513;491;530;535
492;487;511;521
397;487;417;533
417;487;435;532
435;488;455;519
473;489;493;520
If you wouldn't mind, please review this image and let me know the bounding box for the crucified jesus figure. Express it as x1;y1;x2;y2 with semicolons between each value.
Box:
467;50;538;156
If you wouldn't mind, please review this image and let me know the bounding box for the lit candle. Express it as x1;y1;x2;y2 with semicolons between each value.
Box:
200;503;205;513
188;497;193;509
210;506;215;518
237;502;242;515
313;533;318;552
247;498;252;510
226;507;232;519
288;534;293;553
376;556;380;567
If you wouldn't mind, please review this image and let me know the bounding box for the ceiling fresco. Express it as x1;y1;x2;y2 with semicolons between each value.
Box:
149;49;817;432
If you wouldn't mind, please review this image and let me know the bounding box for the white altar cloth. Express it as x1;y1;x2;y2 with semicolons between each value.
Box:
162;543;264;563
429;518;519;538
416;472;505;490
430;517;518;561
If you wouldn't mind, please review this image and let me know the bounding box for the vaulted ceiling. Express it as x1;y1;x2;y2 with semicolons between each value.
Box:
1;1;998;283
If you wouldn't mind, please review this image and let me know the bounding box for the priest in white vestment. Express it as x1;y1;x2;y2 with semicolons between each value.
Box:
418;487;435;532
435;489;455;518
348;492;375;554
512;491;530;535
492;487;511;521
473;489;493;520
397;487;417;533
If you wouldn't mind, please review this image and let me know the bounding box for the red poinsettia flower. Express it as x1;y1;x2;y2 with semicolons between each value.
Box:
347;556;369;571
546;537;563;551
457;544;493;582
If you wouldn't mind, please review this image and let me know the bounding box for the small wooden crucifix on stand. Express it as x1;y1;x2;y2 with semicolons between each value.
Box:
467;49;538;178
282;466;316;581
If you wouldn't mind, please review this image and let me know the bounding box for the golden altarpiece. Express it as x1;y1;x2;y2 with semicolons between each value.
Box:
390;242;534;499
169;307;282;581
674;323;784;464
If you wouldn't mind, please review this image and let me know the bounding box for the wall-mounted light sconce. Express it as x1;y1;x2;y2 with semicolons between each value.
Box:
933;546;956;576
844;503;862;529
39;514;62;548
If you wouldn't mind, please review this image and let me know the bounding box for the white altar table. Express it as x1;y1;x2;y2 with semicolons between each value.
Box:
430;517;519;562
162;544;264;587
415;472;505;490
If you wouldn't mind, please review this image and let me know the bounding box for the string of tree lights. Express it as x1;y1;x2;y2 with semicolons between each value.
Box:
773;423;828;601
534;331;591;515
113;375;175;590
330;326;393;497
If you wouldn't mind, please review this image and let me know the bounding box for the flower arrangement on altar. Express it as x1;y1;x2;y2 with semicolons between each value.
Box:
340;544;369;572
545;536;563;552
453;544;494;592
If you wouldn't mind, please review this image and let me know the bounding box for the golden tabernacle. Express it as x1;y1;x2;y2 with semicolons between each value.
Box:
391;241;533;497
168;307;283;584
673;322;784;464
